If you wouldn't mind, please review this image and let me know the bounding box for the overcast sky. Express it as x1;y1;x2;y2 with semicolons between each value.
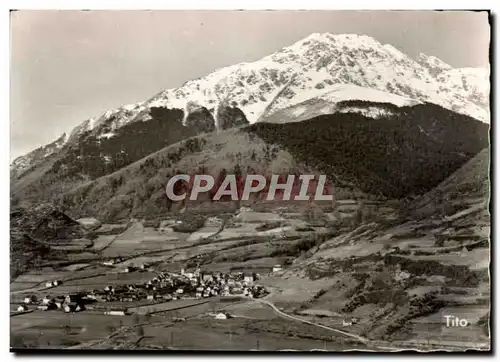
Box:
10;10;490;160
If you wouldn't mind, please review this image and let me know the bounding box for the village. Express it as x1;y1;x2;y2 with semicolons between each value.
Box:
15;264;270;316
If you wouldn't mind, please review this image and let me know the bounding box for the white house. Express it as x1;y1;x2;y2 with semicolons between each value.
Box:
272;265;283;272
42;296;51;305
17;305;27;312
244;274;254;285
23;297;32;304
203;274;214;283
53;280;61;286
215;312;228;320
45;281;53;288
147;294;155;300
342;319;353;327
176;288;184;294
103;260;114;266
105;310;126;316
37;305;49;311
196;292;202;298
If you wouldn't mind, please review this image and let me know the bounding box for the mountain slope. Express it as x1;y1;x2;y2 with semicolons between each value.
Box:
11;32;489;181
294;147;490;344
247;102;489;198
47;102;489;222
11;133;68;180
11;107;203;202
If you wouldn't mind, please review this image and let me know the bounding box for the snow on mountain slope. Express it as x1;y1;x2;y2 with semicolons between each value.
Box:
299;84;420;108
143;32;489;125
11;133;68;179
416;52;452;76
63;32;492;132
261;85;420;124
12;32;490;176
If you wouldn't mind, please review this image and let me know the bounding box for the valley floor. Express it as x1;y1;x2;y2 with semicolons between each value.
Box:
10;203;490;351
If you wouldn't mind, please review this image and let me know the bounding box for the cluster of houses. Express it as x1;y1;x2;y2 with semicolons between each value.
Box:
341;317;359;327
101;257;127;267
17;266;268;315
44;279;63;289
142;268;268;301
16;294;87;313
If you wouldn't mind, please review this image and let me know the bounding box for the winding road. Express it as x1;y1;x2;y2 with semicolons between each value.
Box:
251;297;368;344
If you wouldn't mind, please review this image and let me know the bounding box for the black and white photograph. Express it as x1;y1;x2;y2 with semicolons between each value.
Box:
9;9;491;352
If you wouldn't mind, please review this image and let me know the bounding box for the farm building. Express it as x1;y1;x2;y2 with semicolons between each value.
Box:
272;265;283;272
64;294;83;304
17;305;28;312
215;312;231;320
45;281;54;288
202;273;214;282
243;274;255;284
23;296;37;304
104;309;127;316
63;303;85;313
342;319;353;327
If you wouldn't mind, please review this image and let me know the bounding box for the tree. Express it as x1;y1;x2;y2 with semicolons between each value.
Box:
64;325;71;335
136;325;145;338
107;325;116;335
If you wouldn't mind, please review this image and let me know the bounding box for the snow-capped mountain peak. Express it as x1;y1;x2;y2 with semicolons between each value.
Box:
12;32;490;176
417;52;453;77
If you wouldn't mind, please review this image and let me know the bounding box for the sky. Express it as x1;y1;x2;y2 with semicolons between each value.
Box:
10;10;490;161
